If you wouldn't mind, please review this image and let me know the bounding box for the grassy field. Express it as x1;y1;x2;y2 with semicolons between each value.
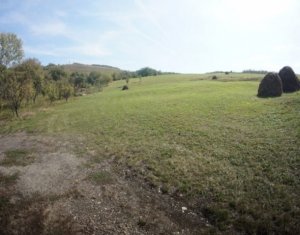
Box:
1;73;300;234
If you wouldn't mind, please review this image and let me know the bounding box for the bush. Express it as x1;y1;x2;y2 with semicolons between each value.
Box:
122;85;129;90
257;72;282;98
212;75;218;80
45;81;58;103
278;66;300;93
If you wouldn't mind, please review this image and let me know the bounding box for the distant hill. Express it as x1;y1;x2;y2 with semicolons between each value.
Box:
61;63;121;75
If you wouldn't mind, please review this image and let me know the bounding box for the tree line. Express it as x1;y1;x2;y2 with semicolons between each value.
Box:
242;69;268;74
0;33;116;117
0;32;169;117
0;58;116;117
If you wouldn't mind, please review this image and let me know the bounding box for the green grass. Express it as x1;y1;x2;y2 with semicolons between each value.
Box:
0;172;19;186
1;149;34;166
1;73;299;233
88;171;113;185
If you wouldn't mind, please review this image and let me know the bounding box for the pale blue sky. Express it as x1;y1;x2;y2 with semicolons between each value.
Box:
1;0;299;73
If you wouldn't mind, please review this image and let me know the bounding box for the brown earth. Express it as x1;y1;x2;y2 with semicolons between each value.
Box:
0;132;209;235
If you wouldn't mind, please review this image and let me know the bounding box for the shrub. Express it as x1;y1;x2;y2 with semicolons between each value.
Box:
278;66;300;93
122;85;129;90
257;72;282;98
212;75;218;80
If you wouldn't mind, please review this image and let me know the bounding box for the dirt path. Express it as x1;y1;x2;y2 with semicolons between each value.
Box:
0;132;207;235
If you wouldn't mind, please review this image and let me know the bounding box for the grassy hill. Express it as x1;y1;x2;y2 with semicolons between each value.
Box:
62;62;121;75
2;73;300;234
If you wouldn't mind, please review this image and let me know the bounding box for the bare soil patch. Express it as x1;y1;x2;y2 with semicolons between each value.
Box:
0;132;207;234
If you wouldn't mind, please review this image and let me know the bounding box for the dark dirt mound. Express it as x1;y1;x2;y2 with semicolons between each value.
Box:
257;72;282;98
278;66;300;93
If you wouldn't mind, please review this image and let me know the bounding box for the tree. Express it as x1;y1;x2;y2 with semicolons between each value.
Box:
70;72;86;91
99;74;112;86
45;81;58;103
0;70;32;117
112;72;119;81
87;71;101;85
58;81;73;101
46;66;67;81
0;33;24;67
136;67;160;77
0;66;6;110
14;58;44;103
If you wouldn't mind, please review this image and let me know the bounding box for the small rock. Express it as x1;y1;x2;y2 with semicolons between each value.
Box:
182;207;188;213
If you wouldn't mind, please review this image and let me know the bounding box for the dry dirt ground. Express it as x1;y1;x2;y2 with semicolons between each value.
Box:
0;132;208;235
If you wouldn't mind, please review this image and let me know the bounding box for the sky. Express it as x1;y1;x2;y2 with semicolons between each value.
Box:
0;0;299;73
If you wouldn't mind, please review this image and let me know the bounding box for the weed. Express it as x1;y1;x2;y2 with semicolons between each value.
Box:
1;149;34;166
0;195;10;210
137;218;147;227
88;171;113;185
0;172;19;186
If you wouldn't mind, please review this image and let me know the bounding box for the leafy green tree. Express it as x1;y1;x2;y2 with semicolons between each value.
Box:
112;72;119;81
87;71;101;85
57;80;73;101
0;70;32;117
99;74;112;86
46;66;67;81
0;65;6;110
14;58;44;103
70;72;86;91
136;67;160;77
0;64;6;72
0;33;24;67
45;81;58;103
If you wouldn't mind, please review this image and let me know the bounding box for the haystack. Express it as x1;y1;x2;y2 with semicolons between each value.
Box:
257;72;282;98
278;66;300;93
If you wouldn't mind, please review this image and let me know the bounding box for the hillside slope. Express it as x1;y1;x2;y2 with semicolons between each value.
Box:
62;63;121;75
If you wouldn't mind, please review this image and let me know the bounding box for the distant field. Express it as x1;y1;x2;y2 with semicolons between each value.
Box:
1;73;299;234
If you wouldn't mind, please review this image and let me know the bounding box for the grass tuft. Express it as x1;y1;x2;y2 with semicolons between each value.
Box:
88;171;113;185
0;172;19;186
1;149;34;166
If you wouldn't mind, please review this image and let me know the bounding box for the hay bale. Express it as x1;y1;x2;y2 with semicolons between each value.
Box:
122;85;129;90
257;72;282;98
278;66;300;93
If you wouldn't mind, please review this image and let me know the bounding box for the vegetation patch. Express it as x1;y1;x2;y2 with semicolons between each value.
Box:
1;74;299;234
88;171;114;185
0;192;76;235
1;149;34;166
0;172;19;186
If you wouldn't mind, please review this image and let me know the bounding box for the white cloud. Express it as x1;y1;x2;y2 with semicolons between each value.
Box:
2;0;300;72
24;46;60;56
30;20;68;37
